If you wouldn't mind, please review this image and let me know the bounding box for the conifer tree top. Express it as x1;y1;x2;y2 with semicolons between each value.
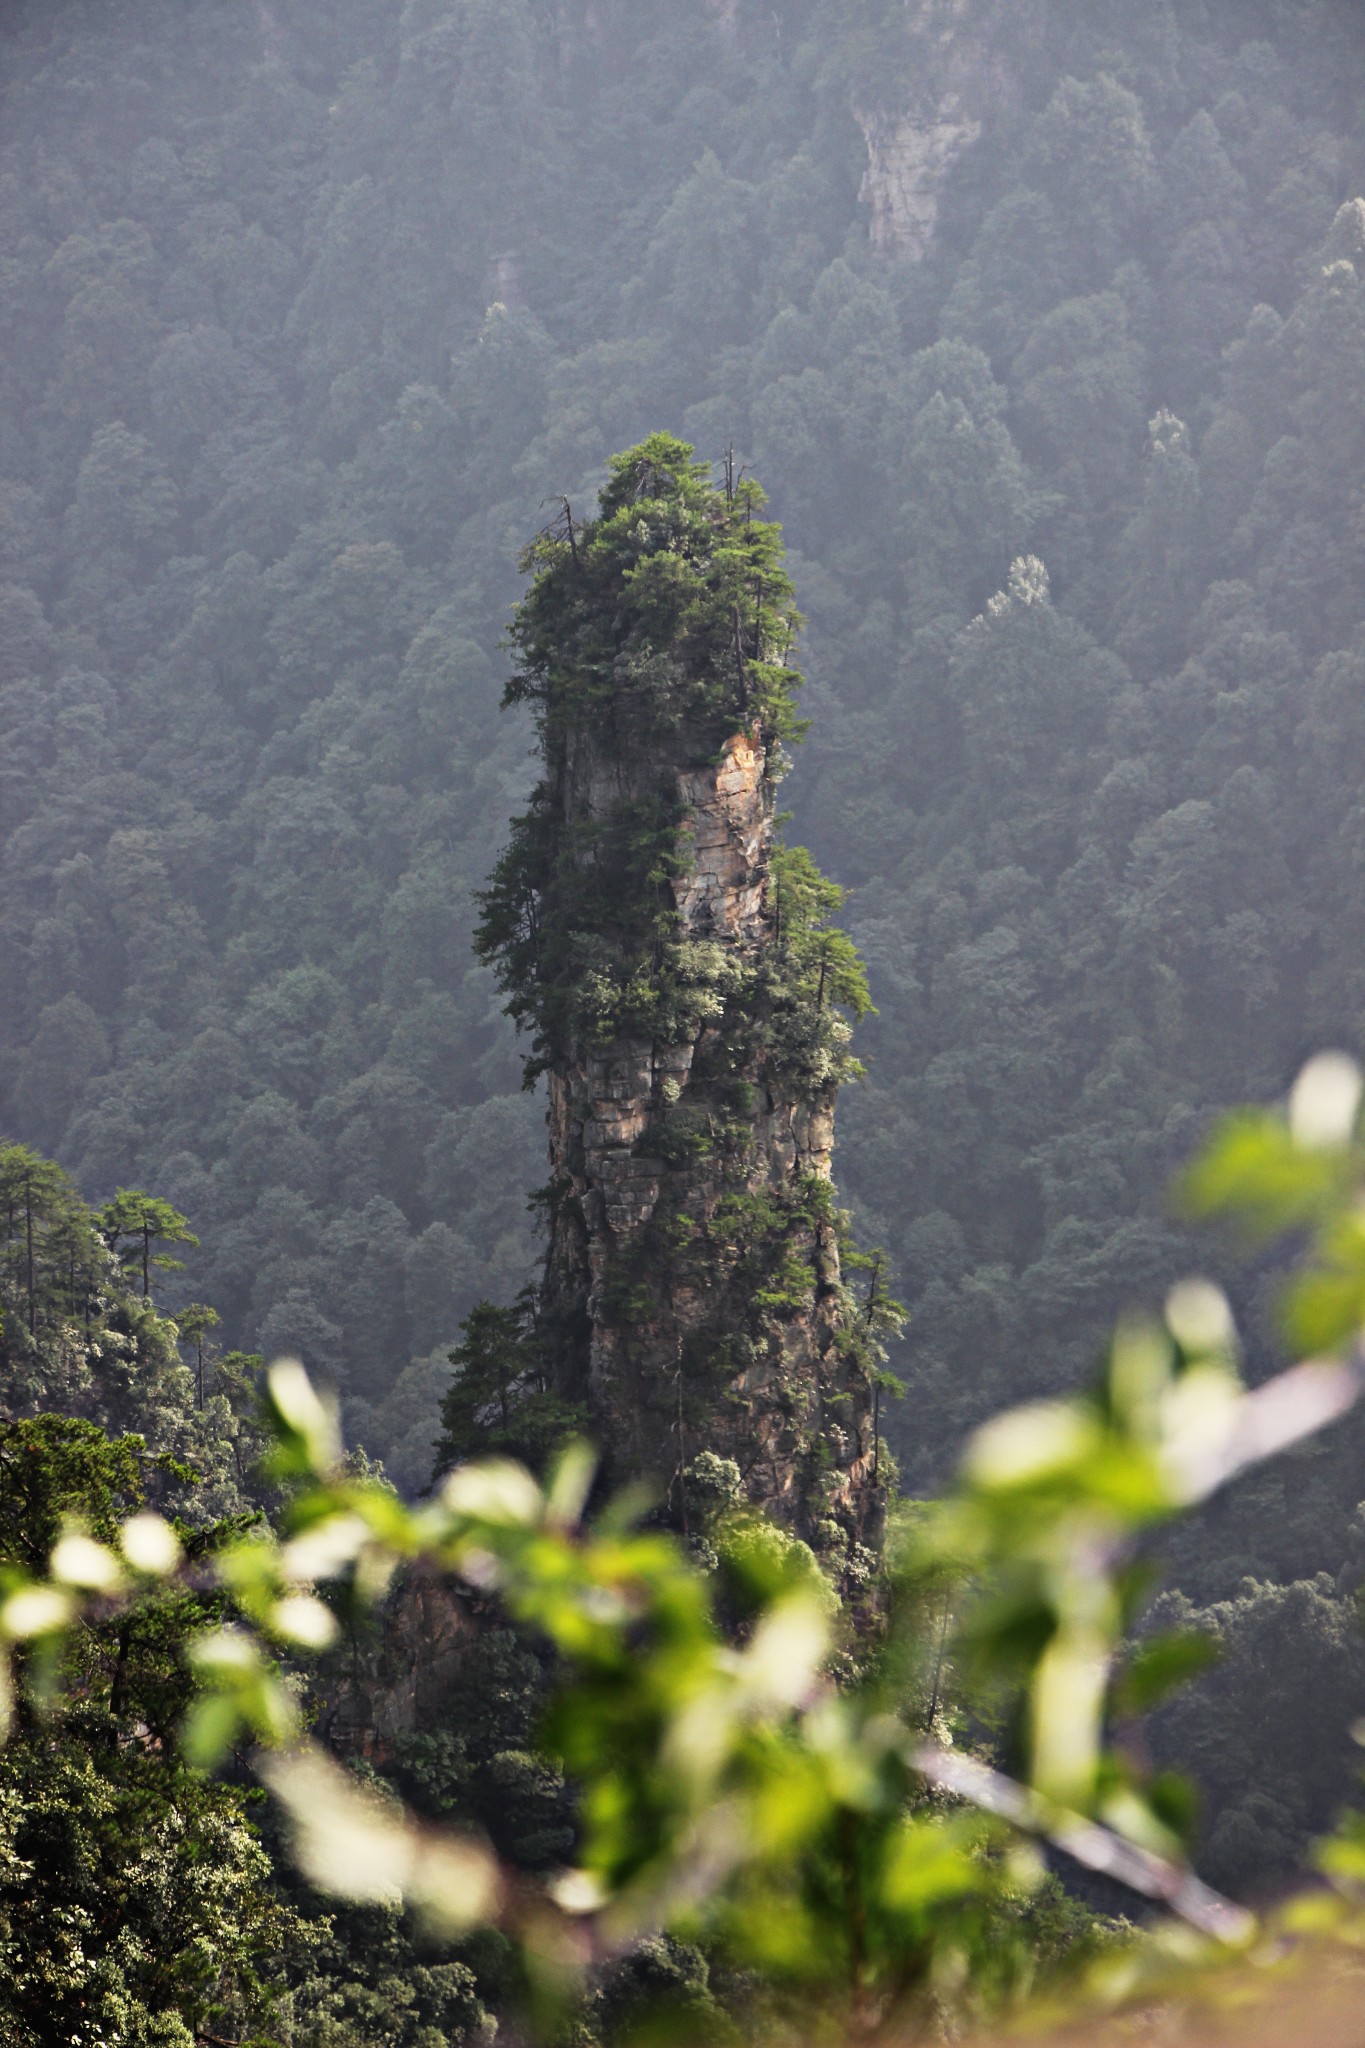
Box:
477;436;869;1083
505;432;807;759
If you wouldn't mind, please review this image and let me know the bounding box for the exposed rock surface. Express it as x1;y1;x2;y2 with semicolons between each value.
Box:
318;1561;479;1761
857;101;982;259
856;0;1010;259
322;442;888;1763
540;710;880;1553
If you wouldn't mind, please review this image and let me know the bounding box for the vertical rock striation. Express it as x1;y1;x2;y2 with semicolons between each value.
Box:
542;721;855;1537
857;99;983;260
477;437;898;1573
854;0;1015;260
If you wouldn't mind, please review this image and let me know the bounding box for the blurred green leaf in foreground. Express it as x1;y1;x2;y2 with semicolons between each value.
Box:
13;1055;1365;2039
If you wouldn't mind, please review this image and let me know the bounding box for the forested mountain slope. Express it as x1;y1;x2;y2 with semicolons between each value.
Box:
3;0;1365;1530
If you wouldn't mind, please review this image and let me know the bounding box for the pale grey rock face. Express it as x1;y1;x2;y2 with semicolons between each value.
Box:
675;733;770;941
855;0;1010;260
857;102;983;260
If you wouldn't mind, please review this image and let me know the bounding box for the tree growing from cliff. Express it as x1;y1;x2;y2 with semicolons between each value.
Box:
98;1189;199;1302
435;1286;586;1473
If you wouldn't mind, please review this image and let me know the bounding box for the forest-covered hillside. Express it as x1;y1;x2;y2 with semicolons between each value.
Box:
4;0;1365;1546
14;0;1365;1999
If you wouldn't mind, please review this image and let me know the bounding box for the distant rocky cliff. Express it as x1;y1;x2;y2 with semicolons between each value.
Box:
855;0;1012;259
321;1561;479;1760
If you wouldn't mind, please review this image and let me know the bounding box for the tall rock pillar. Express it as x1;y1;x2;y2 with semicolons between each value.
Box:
477;436;897;1573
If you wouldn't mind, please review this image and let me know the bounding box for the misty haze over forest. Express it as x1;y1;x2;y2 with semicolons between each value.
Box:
6;0;1365;1500
8;4;1365;2028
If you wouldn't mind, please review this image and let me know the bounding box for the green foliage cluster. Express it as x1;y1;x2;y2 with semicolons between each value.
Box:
478;432;861;1087
769;845;871;1023
0;1352;294;2042
0;1139;265;1519
508;437;802;747
0;1145;517;2047
0;1739;290;2046
435;1288;586;1474
19;1069;1365;2043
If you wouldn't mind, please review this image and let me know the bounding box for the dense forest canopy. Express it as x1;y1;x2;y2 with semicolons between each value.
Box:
13;4;1365;2037
6;0;1365;1910
0;1148;519;2043
0;0;1363;1499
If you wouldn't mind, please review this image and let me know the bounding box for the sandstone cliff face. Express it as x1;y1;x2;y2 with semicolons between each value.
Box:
321;718;877;1755
324;445;885;1763
540;714;880;1556
857;101;982;260
855;0;1010;260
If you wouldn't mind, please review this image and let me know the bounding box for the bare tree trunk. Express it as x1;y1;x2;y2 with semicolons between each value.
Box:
24;1187;35;1336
